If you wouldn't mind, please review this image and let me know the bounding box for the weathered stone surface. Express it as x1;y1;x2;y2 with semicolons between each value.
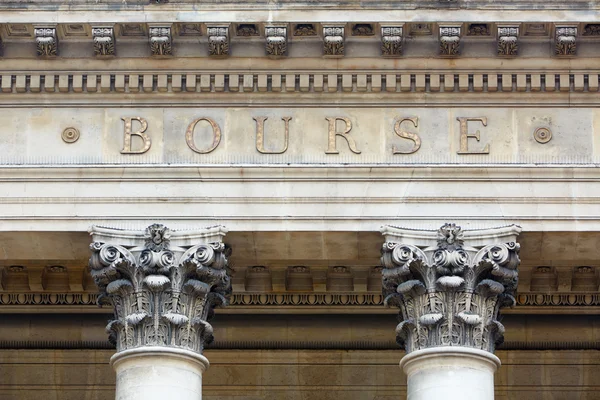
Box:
381;224;521;353
89;224;232;354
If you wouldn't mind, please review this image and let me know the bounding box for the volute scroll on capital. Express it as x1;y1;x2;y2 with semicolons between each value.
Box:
88;223;232;354
380;223;521;354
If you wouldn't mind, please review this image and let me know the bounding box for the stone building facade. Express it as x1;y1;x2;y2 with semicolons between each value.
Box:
0;1;599;399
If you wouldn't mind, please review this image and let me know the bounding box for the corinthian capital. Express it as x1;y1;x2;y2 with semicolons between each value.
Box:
381;223;521;354
88;224;232;354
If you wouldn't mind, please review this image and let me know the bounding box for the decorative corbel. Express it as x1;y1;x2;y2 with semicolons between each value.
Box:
323;26;345;57
439;25;461;56
555;26;577;56
92;27;116;56
148;26;172;56
207;26;230;57
497;26;519;57
381;25;403;57
34;27;58;57
265;26;287;57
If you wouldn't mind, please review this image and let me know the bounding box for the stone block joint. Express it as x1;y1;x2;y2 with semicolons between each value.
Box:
381;223;521;354
88;223;232;354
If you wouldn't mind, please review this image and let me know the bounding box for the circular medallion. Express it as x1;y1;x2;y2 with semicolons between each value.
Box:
533;127;552;144
61;127;80;143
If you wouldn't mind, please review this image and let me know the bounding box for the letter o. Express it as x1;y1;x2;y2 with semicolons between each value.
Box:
185;117;222;154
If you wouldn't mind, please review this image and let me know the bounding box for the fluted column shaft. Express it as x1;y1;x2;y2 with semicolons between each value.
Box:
381;223;521;400
88;224;232;400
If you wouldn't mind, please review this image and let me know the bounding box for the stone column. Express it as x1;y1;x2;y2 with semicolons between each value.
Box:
88;224;232;400
380;223;521;400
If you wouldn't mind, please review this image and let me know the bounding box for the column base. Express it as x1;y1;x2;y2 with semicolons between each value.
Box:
400;346;501;400
110;347;210;400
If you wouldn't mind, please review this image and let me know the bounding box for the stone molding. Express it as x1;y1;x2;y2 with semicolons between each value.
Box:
1;291;599;314
381;223;521;354
88;224;232;354
0;70;598;96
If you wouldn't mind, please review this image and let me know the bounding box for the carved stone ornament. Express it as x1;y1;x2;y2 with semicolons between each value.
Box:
92;27;115;56
555;27;577;56
208;27;230;57
34;28;58;57
323;26;344;57
381;26;403;57
88;224;232;354
149;27;172;56
439;26;461;56
497;27;519;57
294;24;316;36
381;223;521;354
265;27;287;57
583;24;600;36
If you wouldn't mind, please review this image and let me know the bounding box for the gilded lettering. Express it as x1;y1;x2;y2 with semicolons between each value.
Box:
253;116;291;154
120;117;150;154
186;117;222;154
457;117;490;154
325;117;361;154
392;117;421;154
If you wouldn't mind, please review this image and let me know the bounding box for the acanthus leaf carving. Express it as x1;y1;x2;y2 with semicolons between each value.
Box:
88;224;232;354
381;223;521;354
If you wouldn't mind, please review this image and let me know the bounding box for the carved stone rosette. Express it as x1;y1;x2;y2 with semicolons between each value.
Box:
265;27;287;57
92;27;115;56
439;26;461;56
497;27;519;57
34;27;58;57
381;223;521;354
381;26;403;57
555;27;577;56
208;27;230;57
323;26;345;57
149;27;172;56
88;224;232;354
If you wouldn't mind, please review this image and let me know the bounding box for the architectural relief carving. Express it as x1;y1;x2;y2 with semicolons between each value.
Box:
323;26;344;57
149;27;172;56
92;27;115;56
381;223;521;354
381;26;403;57
555;26;577;56
583;24;600;36
439;26;461;56
293;24;316;36
34;27;58;56
88;224;232;354
208;26;230;56
497;26;519;56
236;24;259;37
352;24;374;36
265;27;287;57
467;24;490;36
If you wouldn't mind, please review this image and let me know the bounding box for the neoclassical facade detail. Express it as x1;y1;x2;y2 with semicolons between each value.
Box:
208;26;230;56
265;27;287;57
323;26;345;57
381;224;521;354
149;27;172;56
497;26;519;56
92;27;115;56
555;26;577;56
439;26;461;56
381;26;403;57
34;27;58;57
88;224;232;354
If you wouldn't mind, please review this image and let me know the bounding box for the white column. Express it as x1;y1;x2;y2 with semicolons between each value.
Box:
380;223;522;400
88;224;232;400
401;347;500;400
111;347;209;400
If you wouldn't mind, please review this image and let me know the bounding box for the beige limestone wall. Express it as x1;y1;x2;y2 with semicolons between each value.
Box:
0;348;598;400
